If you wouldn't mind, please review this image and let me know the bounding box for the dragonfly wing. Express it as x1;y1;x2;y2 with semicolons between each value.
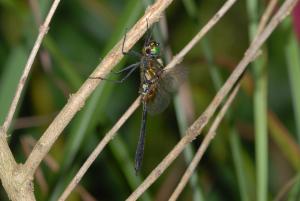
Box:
147;85;170;115
161;65;187;93
147;65;187;115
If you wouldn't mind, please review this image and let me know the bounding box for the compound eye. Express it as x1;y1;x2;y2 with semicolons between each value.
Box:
145;48;151;55
151;46;160;56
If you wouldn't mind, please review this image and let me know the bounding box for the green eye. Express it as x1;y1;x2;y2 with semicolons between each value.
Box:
151;46;160;55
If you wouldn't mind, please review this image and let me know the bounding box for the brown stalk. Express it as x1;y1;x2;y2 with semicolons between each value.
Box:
57;0;236;199
169;83;240;201
23;0;174;180
168;0;280;199
1;0;61;134
126;0;299;200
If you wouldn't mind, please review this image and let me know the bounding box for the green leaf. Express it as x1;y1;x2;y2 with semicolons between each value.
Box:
0;46;27;127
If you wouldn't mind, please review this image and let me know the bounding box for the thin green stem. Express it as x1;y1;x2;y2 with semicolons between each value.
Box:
246;1;269;200
230;129;250;201
285;31;300;143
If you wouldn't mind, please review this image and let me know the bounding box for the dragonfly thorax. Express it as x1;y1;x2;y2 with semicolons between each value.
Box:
140;58;163;102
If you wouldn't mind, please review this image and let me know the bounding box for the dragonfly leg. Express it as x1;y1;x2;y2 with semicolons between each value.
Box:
111;62;140;74
144;18;154;46
89;63;139;83
135;101;148;174
122;29;141;58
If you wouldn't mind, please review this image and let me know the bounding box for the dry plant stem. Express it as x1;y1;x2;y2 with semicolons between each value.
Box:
164;0;236;72
75;186;97;201
29;0;42;25
23;0;174;179
59;0;236;199
0;130;17;199
169;0;280;199
126;0;298;200
2;0;61;134
0;130;35;200
59;0;236;200
257;0;278;34
58;97;141;201
169;84;240;201
273;174;300;201
0;1;61;199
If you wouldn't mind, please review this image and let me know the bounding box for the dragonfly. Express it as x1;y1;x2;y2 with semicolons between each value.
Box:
91;21;185;173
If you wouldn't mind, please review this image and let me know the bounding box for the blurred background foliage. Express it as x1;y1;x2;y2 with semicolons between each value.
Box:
1;0;300;200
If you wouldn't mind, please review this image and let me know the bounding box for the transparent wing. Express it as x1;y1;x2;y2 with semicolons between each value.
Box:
147;85;170;115
147;65;187;115
161;65;187;93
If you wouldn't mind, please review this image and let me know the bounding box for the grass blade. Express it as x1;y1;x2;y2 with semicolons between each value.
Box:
0;46;27;127
285;30;300;142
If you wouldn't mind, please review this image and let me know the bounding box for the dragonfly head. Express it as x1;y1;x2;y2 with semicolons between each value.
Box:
143;41;160;58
